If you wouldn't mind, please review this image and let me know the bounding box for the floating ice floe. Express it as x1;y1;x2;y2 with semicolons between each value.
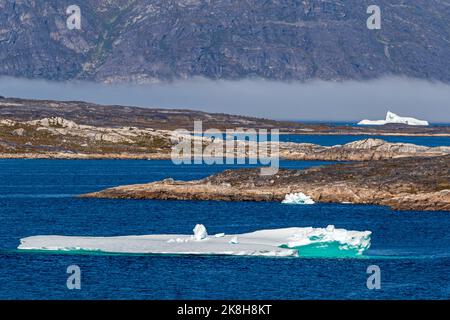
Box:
18;225;371;258
282;193;315;205
358;111;429;126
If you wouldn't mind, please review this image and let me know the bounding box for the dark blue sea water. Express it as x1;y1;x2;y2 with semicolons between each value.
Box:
280;134;450;147
0;154;449;299
232;133;450;147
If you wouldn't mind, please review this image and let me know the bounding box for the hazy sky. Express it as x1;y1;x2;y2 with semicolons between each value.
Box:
1;77;449;122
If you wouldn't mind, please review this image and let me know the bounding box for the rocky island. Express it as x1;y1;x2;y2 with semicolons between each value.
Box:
81;155;450;212
1;114;449;161
1;97;449;136
1;97;449;161
1;96;449;212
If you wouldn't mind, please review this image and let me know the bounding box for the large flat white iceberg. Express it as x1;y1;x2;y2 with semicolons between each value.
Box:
18;225;372;258
358;111;429;126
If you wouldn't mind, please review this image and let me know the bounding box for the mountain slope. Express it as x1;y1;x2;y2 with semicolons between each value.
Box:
1;0;450;83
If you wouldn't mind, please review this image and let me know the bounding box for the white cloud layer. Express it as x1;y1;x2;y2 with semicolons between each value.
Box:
1;77;449;123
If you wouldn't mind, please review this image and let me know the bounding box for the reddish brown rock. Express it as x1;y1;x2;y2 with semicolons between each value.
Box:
81;155;450;211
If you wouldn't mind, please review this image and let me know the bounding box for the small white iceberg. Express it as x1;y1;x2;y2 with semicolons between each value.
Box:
358;111;429;126
282;192;315;205
193;224;208;241
229;236;239;244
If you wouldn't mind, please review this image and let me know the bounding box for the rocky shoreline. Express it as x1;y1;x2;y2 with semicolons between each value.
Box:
1;138;449;161
0;152;172;160
279;139;450;161
81;155;450;212
1;116;449;161
2;99;449;212
2;141;449;161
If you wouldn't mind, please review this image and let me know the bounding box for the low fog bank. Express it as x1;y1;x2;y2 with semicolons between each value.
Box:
0;77;449;123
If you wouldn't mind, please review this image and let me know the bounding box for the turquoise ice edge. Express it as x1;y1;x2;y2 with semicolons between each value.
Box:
9;248;436;260
9;245;424;260
10;248;368;259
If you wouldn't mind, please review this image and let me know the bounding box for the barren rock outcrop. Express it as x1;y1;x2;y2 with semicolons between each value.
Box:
280;139;450;161
81;155;450;211
1;116;449;161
